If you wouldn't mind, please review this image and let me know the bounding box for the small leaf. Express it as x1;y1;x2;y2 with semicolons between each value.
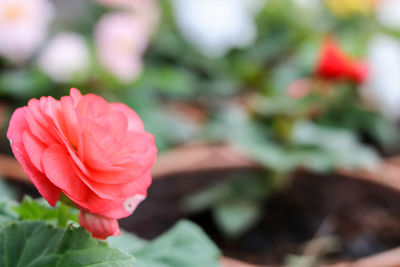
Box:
182;183;230;213
0;221;135;267
183;174;271;238
12;197;79;227
213;200;262;238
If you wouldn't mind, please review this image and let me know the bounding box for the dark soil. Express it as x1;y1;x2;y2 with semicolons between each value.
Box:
119;170;400;265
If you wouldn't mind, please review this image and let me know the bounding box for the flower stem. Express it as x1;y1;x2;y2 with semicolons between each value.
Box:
57;203;70;228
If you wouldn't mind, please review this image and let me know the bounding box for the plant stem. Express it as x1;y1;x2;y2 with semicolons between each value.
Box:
57;204;70;228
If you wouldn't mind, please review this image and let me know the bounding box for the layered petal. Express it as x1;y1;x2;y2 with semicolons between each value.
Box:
42;144;89;202
110;103;144;132
7;108;61;206
98;194;145;219
8;88;157;239
79;211;121;239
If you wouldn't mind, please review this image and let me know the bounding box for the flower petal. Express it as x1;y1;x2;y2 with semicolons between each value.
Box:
42;144;89;202
79;210;120;239
7;108;61;206
110;103;144;132
23;131;46;173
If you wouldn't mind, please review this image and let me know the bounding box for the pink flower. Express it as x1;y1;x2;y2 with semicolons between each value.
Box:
7;88;157;238
95;12;149;83
79;211;121;239
94;0;160;34
286;79;311;99
0;0;54;63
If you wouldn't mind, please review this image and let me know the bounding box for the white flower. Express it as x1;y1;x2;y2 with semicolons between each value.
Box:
95;12;149;83
172;0;265;58
37;33;90;82
376;0;400;30
364;35;400;120
0;0;54;63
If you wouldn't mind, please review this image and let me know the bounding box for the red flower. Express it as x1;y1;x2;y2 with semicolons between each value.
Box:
315;38;368;83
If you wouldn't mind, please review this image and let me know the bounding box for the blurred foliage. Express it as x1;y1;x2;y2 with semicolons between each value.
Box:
1;0;400;240
0;178;16;201
1;0;398;156
183;172;276;238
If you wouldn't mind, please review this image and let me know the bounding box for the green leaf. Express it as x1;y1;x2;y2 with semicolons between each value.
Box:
108;231;149;254
363;115;400;152
12;197;79;227
183;174;272;238
213;200;262;238
291;121;380;170
130;220;221;267
182;183;231;214
0;221;135;267
0;70;51;100
0;200;18;226
136;67;197;96
0;179;17;201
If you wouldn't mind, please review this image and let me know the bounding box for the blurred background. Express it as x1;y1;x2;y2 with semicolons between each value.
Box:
3;0;400;265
